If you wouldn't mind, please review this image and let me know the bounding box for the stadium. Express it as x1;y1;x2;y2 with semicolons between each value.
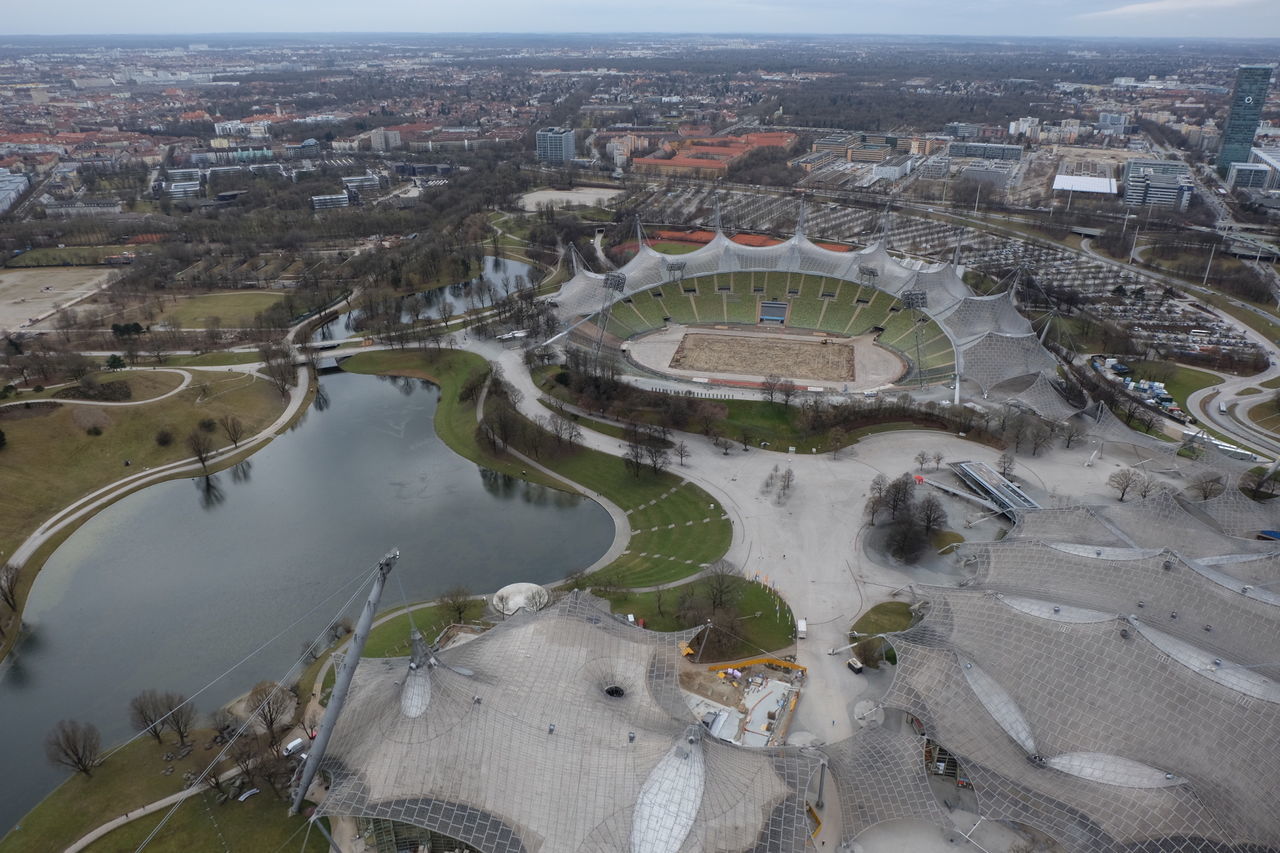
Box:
548;221;1056;398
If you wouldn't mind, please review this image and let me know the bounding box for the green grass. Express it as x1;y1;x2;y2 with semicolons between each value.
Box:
1238;387;1263;396
362;602;485;658
930;530;965;552
851;600;915;636
159;351;263;367
650;241;702;254
81;789;329;853
5;245;158;267
157;292;285;328
0;730;225;853
1262;376;1280;390
1125;361;1223;403
1248;397;1280;433
601;576;795;660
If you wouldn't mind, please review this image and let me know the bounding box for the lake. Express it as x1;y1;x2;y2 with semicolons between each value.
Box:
0;370;613;833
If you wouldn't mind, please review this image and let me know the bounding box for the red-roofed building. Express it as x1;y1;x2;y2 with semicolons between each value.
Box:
631;132;797;179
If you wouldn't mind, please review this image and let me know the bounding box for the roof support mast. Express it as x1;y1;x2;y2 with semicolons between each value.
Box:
290;550;399;816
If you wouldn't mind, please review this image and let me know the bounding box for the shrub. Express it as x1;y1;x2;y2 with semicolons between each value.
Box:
198;418;217;433
155;429;174;447
32;385;44;393
86;425;103;436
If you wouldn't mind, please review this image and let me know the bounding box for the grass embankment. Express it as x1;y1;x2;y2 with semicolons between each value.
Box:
0;373;287;653
849;600;916;669
82;791;328;853
537;369;948;454
0;730;224;852
11;369;185;403
156;291;285;328
363;601;485;658
601;577;795;660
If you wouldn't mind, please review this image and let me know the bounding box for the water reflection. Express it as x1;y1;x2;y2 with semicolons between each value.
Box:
0;371;613;831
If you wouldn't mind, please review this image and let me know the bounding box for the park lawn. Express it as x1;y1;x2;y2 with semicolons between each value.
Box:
11;369;184;403
0;729;225;853
340;349;567;492
363;602;485;658
0;375;285;561
157;291;285;328
1249;398;1280;433
160;351;263;367
81;789;329;853
601;577;795;660
1238;387;1263;396
851;600;915;636
1125;361;1223;402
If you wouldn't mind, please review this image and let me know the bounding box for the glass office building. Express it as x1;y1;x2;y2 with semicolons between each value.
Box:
1217;65;1273;176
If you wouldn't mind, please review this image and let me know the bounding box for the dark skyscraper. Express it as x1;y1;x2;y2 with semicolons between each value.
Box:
1217;65;1273;176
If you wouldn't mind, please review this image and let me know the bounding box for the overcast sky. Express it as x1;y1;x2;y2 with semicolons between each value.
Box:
6;0;1280;39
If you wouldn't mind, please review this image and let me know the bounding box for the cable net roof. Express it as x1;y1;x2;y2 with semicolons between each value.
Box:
937;291;1032;346
1007;371;1086;423
959;539;1280;680
315;591;817;853
546;228;1056;390
822;726;949;839
956;331;1059;395
882;589;1280;852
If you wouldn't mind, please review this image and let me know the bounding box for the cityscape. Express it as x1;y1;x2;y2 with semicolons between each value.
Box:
0;19;1278;853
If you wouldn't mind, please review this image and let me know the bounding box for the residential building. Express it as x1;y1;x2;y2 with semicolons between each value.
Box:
1217;65;1273;176
535;127;576;164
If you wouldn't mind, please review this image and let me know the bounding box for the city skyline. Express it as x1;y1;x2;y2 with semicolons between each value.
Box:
4;0;1280;39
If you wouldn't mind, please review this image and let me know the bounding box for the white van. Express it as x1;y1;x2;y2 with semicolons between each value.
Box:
796;619;808;639
281;737;305;757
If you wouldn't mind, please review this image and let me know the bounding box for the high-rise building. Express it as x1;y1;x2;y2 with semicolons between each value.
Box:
535;127;576;165
1217;65;1273;176
1123;159;1192;210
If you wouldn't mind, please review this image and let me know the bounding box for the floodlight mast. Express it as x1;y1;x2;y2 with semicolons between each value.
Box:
592;272;628;361
290;550;399;816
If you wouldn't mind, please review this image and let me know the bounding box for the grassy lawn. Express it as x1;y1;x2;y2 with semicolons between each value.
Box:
1124;360;1223;403
601;576;795;660
1238;387;1263;396
650;241;702;255
0;730;224;853
82;789;328;853
1262;376;1280;390
851;600;915;636
363;601;486;658
157;292;285;328
12;370;184;403
6;246;158;267
0;374;287;643
930;529;965;552
1248;397;1280;433
159;351;264;367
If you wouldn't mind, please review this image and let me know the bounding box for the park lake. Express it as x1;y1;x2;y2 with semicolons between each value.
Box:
0;370;613;831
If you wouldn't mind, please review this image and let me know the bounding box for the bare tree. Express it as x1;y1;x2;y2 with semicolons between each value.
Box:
760;374;780;403
0;563;18;611
526;586;550;611
778;379;798;407
914;450;929;471
1136;473;1159;499
883;473;916;521
248;681;291;747
916;494;948;536
932;451;944;470
258;344;296;397
44;719;102;777
129;689;166;743
440;586;474;623
702;561;739;613
160;691;196;745
1188;472;1226;501
674;440;690;466
186;430;215;472
645;443;671;474
996;453;1016;478
1029;426;1055;456
1107;468;1141;502
1061;423;1084;449
219;415;246;448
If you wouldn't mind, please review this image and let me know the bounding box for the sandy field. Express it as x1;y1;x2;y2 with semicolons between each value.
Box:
628;324;906;391
519;187;624;211
0;267;113;330
672;331;856;382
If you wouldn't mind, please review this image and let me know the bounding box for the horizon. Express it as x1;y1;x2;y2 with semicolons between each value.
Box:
5;0;1280;41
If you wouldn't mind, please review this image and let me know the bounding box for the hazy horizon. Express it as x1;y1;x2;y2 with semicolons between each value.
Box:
5;0;1280;41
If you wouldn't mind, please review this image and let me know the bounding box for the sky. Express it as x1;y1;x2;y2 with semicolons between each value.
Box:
4;0;1280;38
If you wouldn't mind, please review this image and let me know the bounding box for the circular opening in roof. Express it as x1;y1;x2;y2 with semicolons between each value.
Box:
604;685;626;698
